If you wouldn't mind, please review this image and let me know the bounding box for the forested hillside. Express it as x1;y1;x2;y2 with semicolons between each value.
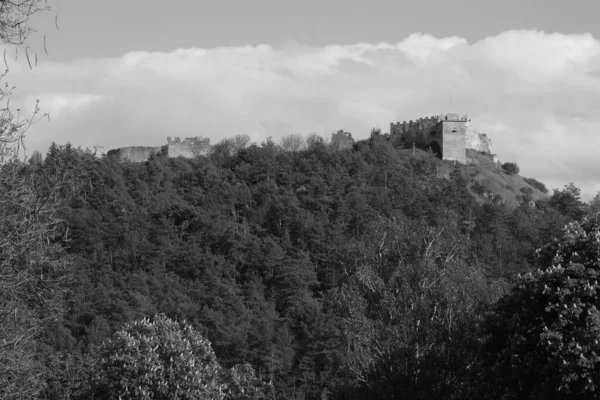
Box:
6;132;593;399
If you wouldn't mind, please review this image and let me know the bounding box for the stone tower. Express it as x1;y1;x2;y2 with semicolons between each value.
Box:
438;113;467;164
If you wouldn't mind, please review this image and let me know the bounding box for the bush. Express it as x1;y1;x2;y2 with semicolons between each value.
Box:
501;162;520;175
471;180;486;196
519;187;534;195
523;177;548;193
520;187;534;203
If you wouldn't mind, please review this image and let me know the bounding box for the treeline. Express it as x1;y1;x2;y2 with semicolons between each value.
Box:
2;133;594;399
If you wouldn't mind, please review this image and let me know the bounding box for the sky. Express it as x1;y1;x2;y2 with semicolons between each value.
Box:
6;0;600;200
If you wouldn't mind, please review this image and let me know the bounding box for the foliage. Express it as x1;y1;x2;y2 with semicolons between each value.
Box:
587;192;600;219
222;363;274;400
524;177;548;194
330;214;508;399
0;0;49;46
0;3;72;398
471;179;486;196
549;183;586;221
479;217;600;399
520;186;534;203
280;133;306;153
91;314;226;400
501;162;520;175
0;160;70;399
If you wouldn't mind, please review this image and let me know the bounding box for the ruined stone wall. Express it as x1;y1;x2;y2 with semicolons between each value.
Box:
331;130;354;150
106;146;162;162
107;137;211;162
466;121;494;154
167;137;211;158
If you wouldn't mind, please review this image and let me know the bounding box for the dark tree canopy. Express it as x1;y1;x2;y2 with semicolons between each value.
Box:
480;217;600;399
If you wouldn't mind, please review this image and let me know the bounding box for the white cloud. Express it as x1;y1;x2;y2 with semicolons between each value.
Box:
5;29;600;200
23;93;110;118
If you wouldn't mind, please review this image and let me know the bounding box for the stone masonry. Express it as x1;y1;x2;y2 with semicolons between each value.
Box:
107;137;211;162
330;130;354;150
390;113;496;164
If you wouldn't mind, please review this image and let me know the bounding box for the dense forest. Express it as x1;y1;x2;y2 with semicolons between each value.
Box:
4;128;600;399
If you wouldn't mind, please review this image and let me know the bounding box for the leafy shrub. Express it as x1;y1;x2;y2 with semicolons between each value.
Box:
524;177;548;193
501;162;520;175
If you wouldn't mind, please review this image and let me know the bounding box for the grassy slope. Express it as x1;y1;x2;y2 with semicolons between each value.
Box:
399;147;548;209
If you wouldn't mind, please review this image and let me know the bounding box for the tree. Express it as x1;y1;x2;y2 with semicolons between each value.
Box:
501;162;520;175
479;217;600;399
330;214;507;399
91;314;226;400
305;133;326;149
0;0;49;46
29;149;43;166
0;2;71;399
280;133;305;153
586;191;600;218
549;182;585;221
0;160;69;399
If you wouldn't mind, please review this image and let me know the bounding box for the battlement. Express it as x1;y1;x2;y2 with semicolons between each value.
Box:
437;113;468;122
389;113;470;135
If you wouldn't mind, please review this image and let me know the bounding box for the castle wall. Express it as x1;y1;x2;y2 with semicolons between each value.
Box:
466;121;494;154
168;140;210;157
107;137;211;162
390;116;441;147
331;130;354;150
106;146;162;162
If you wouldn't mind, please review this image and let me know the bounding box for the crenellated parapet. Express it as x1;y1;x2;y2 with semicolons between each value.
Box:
437;113;468;122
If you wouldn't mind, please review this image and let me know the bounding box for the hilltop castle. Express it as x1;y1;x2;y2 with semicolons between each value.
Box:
390;113;497;164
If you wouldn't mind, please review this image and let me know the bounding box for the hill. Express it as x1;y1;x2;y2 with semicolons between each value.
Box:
396;147;548;210
29;136;576;400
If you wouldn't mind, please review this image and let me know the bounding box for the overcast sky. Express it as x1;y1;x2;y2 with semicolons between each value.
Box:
9;0;600;200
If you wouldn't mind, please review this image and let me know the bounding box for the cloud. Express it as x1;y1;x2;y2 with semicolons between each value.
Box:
22;93;111;117
6;29;600;200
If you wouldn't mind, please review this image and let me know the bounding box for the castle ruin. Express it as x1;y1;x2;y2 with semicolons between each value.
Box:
390;113;496;164
330;130;354;150
107;136;211;162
